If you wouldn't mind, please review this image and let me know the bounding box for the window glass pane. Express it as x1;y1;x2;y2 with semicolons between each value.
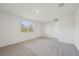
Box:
21;20;33;32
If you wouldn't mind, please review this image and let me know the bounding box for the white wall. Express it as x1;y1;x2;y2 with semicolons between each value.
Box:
43;15;74;44
43;23;54;38
75;8;79;51
0;11;43;47
58;16;74;44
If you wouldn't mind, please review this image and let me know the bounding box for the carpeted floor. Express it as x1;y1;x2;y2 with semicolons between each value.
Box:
0;37;79;56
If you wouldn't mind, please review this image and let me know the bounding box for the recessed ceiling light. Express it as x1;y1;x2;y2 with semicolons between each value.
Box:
54;18;58;21
36;9;40;13
58;3;64;7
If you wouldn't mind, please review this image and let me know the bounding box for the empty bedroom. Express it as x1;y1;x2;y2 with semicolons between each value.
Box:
0;3;79;56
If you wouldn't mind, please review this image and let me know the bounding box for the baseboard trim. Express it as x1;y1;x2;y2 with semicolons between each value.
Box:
0;36;42;48
58;39;74;45
75;43;79;51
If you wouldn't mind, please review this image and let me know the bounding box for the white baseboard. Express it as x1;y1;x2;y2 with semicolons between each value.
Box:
0;36;42;48
75;43;79;51
58;39;74;45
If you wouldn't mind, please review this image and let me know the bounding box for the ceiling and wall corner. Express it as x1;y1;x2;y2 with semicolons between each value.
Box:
0;3;79;23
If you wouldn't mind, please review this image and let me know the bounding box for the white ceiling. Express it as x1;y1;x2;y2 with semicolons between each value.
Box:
0;3;79;23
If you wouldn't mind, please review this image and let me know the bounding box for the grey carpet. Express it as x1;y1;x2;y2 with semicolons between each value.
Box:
0;37;79;56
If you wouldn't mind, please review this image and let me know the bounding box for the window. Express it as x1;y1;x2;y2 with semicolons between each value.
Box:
21;20;33;32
